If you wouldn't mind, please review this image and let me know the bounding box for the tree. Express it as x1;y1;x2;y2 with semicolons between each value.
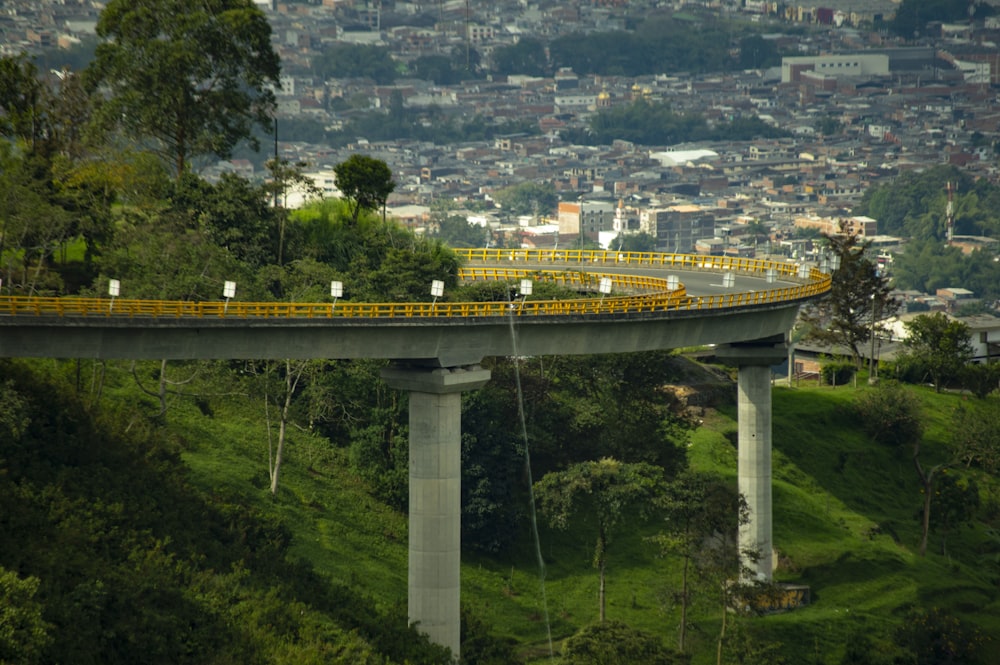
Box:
561;621;689;665
648;472;743;653
615;232;658;253
852;382;956;556
737;35;779;70
889;0;974;38
802;231;898;371
897;313;973;391
929;472;979;557
0;566;51;664
313;43;398;84
852;381;924;448
430;214;487;248
492;182;558;219
173;172;281;270
259;359;310;495
264;157;322;266
0;53;45;145
0;147;72;294
952;402;1000;473
960;362;1000;399
894;607;987;664
490;38;548;77
88;0;280;178
334;154;396;224
534;458;666;623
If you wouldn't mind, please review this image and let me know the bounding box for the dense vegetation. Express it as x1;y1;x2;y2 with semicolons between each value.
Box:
4;354;1000;664
559;99;791;147
855;164;1000;303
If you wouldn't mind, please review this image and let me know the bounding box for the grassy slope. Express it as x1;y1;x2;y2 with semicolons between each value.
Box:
128;360;1000;664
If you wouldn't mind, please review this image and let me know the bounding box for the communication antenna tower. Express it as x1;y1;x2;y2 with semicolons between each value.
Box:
945;181;955;245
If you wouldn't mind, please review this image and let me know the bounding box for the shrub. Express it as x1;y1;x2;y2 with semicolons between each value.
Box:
821;359;855;386
851;381;923;447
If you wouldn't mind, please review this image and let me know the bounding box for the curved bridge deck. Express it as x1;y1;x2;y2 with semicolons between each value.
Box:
0;250;830;366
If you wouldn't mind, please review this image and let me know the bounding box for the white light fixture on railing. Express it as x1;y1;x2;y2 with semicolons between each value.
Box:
431;279;444;307
667;275;680;291
766;268;777;283
797;263;811;279
223;280;236;313
108;278;120;312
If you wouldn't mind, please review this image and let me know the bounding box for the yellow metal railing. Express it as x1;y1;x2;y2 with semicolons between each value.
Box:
456;248;807;278
0;253;830;320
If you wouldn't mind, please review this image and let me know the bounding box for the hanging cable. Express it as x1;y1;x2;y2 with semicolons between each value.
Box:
506;290;554;660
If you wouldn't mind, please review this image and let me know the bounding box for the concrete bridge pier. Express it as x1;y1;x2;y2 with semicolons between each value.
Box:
380;363;491;661
716;337;787;581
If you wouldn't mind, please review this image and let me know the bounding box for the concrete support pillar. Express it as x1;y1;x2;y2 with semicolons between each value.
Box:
716;338;786;582
737;363;773;580
380;364;491;661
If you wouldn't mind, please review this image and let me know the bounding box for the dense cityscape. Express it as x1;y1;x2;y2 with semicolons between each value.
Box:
3;1;1000;664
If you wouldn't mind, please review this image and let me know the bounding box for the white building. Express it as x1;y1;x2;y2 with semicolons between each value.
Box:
781;54;890;83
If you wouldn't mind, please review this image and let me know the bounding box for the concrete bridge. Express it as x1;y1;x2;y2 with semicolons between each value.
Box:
0;249;830;659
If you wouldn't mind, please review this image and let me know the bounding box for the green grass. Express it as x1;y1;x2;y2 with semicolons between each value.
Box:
95;359;1000;663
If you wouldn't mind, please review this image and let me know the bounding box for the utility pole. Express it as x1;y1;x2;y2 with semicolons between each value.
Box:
945;180;955;245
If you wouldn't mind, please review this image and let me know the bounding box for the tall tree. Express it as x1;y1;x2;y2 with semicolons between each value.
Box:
88;0;280;178
334;154;395;224
0;53;45;145
649;472;743;654
534;458;666;623
802;231;897;370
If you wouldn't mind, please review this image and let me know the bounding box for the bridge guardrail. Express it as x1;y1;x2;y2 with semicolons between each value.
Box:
0;252;830;320
457;248;809;279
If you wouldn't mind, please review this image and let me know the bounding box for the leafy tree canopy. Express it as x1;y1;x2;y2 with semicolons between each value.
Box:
897;312;974;391
313;43;398;84
889;0;992;38
492;181;558;218
561;99;789;146
88;0;280;178
491;38;548;77
334;154;396;224
562;621;689;665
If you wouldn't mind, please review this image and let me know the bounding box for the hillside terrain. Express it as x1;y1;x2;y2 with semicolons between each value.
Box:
2;354;998;663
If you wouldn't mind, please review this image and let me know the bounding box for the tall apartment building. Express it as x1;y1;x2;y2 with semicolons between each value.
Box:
639;204;716;253
557;201;617;241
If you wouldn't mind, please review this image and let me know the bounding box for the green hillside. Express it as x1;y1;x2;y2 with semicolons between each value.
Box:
2;356;998;664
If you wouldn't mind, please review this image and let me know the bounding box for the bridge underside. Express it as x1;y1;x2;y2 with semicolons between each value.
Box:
0;301;801;366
